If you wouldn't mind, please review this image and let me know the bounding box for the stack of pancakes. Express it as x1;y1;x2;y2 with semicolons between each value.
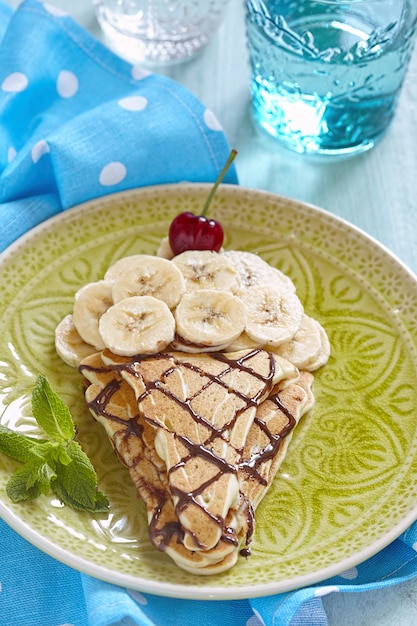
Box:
79;348;314;575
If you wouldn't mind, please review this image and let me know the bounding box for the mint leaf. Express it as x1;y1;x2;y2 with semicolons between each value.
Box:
52;441;109;512
93;490;110;512
26;458;57;496
6;464;42;502
32;374;75;441
52;475;109;513
1;375;109;513
35;440;73;467
0;425;47;462
52;441;103;511
6;456;56;502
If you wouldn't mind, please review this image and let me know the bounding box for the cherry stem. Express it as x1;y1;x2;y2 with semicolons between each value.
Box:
201;149;237;217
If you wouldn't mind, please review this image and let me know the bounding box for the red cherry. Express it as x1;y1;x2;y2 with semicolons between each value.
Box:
167;149;237;256
169;212;224;255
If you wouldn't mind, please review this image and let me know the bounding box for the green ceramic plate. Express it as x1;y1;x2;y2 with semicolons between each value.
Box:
1;184;417;600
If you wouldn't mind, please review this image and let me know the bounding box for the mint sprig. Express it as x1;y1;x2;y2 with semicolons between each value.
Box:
32;374;75;441
0;375;109;513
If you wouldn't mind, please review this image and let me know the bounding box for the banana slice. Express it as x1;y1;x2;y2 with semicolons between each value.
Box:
222;250;296;294
98;295;175;356
174;289;246;352
55;314;97;367
305;321;331;371
270;314;327;369
172;250;241;293
106;254;185;309
240;285;303;346
156;236;174;260
72;280;114;350
226;331;264;352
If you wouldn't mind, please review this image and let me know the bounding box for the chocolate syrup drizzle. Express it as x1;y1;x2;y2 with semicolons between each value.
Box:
239;394;296;486
80;349;298;558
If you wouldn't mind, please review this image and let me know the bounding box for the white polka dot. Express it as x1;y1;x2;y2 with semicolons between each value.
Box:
43;3;67;16
31;140;50;164
118;96;148;111
57;70;79;98
99;162;127;186
7;146;17;163
204;109;223;131
412;541;417;552
314;585;340;597
131;65;152;81
2;72;28;93
339;566;358;580
126;589;148;605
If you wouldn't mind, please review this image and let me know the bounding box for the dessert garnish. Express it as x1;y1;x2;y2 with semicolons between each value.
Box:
0;375;109;512
168;149;237;255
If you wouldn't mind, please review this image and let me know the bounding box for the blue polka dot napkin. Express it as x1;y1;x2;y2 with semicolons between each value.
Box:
2;2;417;626
0;0;237;252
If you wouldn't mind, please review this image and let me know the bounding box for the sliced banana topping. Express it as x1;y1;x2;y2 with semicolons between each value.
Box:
226;331;264;352
56;245;329;372
305;321;331;371
72;280;114;350
106;254;185;309
240;285;304;347
270;314;325;370
55;314;97;367
174;289;246;351
99;295;175;356
156;236;174;260
222;250;296;294
172;250;241;293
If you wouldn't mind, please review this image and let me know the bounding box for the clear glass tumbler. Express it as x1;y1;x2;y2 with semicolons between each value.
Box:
245;0;417;158
93;0;230;64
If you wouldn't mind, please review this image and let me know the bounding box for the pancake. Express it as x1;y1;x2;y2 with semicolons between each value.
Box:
79;349;313;574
